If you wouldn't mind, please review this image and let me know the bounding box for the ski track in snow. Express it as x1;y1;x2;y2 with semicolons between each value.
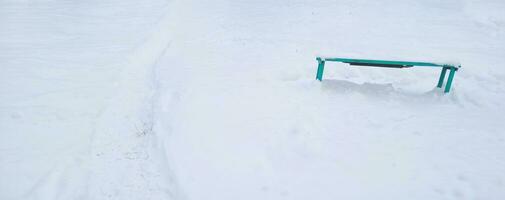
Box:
1;0;505;199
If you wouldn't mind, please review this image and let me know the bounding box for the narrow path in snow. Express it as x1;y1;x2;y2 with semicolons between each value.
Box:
86;2;185;199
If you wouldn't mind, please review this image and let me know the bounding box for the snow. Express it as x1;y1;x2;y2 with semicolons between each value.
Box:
1;0;505;200
1;0;175;199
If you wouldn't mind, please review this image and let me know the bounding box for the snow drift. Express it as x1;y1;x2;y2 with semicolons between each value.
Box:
1;0;505;200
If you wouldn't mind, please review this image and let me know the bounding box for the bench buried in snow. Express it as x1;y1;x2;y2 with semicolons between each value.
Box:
315;57;461;93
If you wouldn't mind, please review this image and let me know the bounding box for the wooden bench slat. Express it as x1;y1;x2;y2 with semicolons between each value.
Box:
348;62;413;68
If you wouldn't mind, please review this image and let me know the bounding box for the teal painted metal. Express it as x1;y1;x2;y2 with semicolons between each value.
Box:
437;67;448;88
322;57;446;67
444;67;457;93
316;58;325;81
315;57;461;94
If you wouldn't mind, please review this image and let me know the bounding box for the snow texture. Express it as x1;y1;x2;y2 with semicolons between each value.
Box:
1;0;505;200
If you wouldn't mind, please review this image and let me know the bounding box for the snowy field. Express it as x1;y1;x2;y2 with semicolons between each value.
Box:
1;0;505;199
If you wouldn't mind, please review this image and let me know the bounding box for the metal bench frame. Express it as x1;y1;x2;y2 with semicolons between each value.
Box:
316;57;461;93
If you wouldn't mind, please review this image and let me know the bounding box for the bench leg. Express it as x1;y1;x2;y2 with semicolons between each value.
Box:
437;67;448;88
316;60;325;81
444;68;456;93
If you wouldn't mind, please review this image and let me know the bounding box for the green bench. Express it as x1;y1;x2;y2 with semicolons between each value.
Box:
315;57;461;93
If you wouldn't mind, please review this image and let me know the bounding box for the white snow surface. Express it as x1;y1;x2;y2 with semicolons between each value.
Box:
1;0;505;199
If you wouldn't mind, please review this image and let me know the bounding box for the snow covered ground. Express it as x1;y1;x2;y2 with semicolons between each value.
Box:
1;0;505;199
1;0;176;199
